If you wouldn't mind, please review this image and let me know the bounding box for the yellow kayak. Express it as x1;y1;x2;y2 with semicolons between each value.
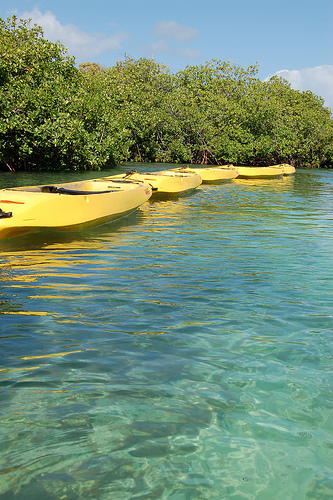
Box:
0;177;152;240
272;164;296;175
170;165;239;183
106;169;202;196
235;166;284;179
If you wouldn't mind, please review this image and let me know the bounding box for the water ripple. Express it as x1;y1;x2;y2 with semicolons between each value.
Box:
0;169;333;498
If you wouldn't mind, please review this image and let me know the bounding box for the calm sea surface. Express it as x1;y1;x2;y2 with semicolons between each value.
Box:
0;165;332;499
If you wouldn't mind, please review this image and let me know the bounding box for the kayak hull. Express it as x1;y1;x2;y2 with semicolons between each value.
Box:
235;166;284;179
275;164;296;175
0;178;152;240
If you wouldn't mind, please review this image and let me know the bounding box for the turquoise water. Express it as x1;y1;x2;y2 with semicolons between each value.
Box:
0;166;332;499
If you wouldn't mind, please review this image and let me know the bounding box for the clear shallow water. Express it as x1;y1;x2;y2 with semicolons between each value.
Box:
0;166;332;499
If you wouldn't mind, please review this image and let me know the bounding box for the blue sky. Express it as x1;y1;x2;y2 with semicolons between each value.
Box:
1;0;333;109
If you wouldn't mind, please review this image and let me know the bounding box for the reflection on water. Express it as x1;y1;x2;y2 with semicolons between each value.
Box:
1;168;333;499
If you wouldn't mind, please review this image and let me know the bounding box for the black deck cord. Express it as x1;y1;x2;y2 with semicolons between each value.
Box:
124;169;137;178
0;208;12;218
122;170;157;191
43;186;114;195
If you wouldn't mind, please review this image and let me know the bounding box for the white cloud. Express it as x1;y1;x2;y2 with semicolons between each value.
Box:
153;21;199;43
265;65;333;111
19;8;127;62
148;40;169;54
149;21;200;62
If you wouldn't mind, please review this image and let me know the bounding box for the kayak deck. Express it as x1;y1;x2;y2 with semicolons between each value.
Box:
106;170;202;195
171;166;239;183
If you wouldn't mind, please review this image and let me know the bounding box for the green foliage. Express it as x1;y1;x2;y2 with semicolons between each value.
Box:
1;15;332;171
0;16;115;171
